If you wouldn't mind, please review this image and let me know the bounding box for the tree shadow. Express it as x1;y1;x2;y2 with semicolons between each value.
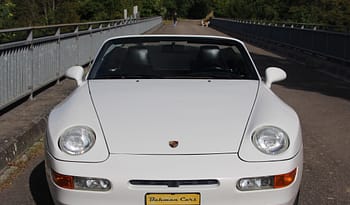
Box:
251;52;350;101
29;161;54;205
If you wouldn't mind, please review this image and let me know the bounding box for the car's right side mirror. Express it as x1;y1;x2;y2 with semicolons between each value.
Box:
265;67;287;88
65;66;84;86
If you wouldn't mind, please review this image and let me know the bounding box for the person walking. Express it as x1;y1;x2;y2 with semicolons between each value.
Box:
173;12;178;27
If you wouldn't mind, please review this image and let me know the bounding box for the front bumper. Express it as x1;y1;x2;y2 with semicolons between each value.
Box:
46;150;303;205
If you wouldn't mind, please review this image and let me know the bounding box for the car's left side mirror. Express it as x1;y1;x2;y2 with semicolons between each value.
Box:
265;67;287;88
65;66;84;86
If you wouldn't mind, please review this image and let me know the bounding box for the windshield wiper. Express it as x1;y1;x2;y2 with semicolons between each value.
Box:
94;74;162;79
120;74;162;79
186;71;243;79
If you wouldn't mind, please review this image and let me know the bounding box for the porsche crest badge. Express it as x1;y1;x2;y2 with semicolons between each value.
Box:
169;140;179;148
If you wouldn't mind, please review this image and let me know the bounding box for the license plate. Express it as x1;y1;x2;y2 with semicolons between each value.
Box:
145;193;200;205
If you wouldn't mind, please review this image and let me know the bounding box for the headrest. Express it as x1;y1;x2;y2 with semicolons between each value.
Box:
125;46;150;65
194;46;222;69
121;46;153;74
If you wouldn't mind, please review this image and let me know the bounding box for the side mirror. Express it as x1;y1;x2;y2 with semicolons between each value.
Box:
265;67;287;88
65;66;84;86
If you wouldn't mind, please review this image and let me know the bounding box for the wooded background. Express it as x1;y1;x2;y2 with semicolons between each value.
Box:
1;0;349;30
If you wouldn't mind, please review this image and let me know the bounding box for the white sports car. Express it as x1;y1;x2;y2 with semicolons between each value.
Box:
45;35;303;205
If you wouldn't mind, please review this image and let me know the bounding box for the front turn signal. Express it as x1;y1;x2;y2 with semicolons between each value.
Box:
237;168;297;191
51;170;111;191
52;170;74;189
274;168;297;188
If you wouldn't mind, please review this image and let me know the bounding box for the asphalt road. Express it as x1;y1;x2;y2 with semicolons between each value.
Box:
0;20;349;205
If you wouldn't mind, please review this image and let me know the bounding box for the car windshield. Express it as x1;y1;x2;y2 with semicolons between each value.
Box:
88;36;259;80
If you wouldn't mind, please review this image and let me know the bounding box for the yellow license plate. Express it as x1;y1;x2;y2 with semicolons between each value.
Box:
145;193;200;205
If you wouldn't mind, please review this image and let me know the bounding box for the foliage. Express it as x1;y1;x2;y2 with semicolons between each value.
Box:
187;0;212;19
0;0;349;30
0;0;15;28
79;0;107;21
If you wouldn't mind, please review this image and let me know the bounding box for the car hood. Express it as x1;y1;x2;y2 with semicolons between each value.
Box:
89;80;259;154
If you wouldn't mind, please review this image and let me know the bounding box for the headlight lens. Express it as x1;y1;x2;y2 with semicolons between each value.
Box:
59;126;96;155
252;126;289;155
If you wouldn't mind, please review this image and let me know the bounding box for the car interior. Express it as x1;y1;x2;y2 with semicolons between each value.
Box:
91;42;257;80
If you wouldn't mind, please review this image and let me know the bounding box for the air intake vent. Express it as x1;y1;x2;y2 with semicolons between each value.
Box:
129;179;219;188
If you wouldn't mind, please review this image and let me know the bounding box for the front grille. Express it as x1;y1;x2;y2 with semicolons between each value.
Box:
129;179;219;188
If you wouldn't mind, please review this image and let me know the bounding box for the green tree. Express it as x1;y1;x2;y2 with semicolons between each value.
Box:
54;0;80;24
140;0;162;17
211;0;229;17
1;0;350;30
226;0;251;19
162;0;177;19
12;0;40;27
79;0;107;21
0;0;15;28
187;0;211;19
176;0;194;17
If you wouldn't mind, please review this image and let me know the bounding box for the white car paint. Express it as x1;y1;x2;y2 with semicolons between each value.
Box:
65;66;84;86
46;35;303;205
47;82;109;162
46;150;302;205
89;79;258;154
239;83;302;162
265;67;287;89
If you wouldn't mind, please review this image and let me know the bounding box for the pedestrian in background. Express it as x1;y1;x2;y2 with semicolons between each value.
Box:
173;12;178;27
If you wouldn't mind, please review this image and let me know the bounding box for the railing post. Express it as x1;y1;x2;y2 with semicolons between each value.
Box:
27;29;34;100
345;35;348;62
55;27;61;84
89;25;93;63
74;26;79;66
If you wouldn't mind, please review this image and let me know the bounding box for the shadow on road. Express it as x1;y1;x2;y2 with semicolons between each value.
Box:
29;161;54;205
215;27;350;101
251;53;350;101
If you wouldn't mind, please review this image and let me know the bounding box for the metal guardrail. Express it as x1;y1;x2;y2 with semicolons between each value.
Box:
0;16;162;110
225;19;350;33
211;18;350;65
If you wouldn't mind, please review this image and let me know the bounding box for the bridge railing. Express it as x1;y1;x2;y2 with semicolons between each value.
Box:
0;16;162;110
211;18;350;65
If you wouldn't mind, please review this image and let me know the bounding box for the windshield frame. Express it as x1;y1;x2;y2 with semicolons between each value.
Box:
87;35;260;80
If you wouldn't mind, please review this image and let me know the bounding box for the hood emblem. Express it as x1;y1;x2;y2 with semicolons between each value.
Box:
169;140;179;148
